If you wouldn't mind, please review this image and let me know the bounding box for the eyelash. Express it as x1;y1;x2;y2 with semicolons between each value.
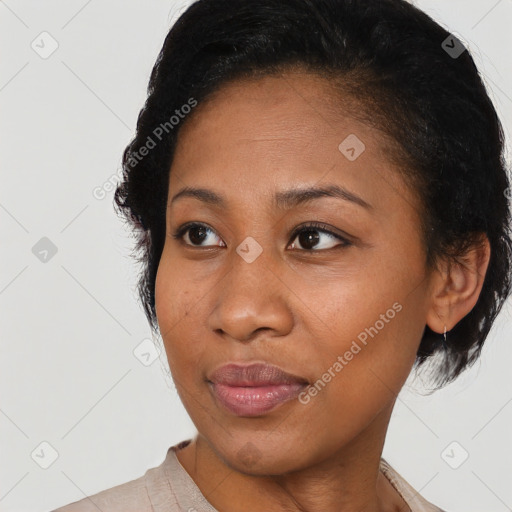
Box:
171;221;352;251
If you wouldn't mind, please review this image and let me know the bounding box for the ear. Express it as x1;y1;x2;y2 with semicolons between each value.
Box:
425;233;491;334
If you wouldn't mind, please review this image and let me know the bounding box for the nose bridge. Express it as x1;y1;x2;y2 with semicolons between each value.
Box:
223;238;275;310
208;238;294;341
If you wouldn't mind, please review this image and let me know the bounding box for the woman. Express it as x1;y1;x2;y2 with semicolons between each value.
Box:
53;0;512;510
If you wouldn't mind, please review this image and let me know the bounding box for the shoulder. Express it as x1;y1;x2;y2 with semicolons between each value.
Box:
50;441;191;512
50;472;150;512
380;458;448;512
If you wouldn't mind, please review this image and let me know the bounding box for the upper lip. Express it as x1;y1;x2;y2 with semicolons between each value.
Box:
208;362;309;386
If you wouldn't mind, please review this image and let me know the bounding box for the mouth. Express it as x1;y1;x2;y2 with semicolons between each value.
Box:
207;362;309;417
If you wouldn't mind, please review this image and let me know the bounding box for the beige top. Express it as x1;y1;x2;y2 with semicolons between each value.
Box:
52;439;446;512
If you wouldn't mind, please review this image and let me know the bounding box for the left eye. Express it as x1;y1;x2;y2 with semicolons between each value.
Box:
289;224;351;251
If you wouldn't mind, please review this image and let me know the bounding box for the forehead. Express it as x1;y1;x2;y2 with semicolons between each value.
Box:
168;71;418;217
175;71;365;156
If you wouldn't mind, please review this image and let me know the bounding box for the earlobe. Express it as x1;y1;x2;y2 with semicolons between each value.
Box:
425;234;491;334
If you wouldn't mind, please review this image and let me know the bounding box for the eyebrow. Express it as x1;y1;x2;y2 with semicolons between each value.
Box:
169;184;372;211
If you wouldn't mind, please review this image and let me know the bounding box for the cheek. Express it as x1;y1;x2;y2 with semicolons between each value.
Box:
325;296;424;406
292;264;425;412
154;258;201;362
154;256;225;388
155;250;208;325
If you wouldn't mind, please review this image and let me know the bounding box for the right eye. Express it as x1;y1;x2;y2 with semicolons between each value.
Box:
172;222;226;247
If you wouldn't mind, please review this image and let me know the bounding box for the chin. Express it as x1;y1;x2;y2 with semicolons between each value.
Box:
209;434;313;476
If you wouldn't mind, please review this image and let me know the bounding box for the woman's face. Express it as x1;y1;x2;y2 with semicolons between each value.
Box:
155;71;434;474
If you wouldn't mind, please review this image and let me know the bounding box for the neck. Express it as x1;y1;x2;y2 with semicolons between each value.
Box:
175;402;410;512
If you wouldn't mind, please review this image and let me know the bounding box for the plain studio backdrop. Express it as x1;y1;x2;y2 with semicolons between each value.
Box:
1;1;511;511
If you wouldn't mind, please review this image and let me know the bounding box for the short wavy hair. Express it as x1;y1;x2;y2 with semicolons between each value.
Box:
114;0;512;390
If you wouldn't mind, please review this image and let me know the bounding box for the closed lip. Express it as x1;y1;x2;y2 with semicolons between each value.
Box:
207;362;309;387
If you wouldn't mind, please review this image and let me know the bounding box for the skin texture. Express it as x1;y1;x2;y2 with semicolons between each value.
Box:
154;70;490;512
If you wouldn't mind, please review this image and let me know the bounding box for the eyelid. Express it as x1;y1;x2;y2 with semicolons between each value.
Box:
172;222;224;247
172;221;352;249
288;221;352;249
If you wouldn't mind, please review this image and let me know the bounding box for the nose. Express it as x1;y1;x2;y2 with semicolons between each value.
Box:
207;250;294;343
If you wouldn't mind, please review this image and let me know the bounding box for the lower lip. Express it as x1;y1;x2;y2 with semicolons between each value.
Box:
208;382;307;416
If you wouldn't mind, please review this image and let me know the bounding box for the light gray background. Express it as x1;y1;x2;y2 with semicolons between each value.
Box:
1;1;511;511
